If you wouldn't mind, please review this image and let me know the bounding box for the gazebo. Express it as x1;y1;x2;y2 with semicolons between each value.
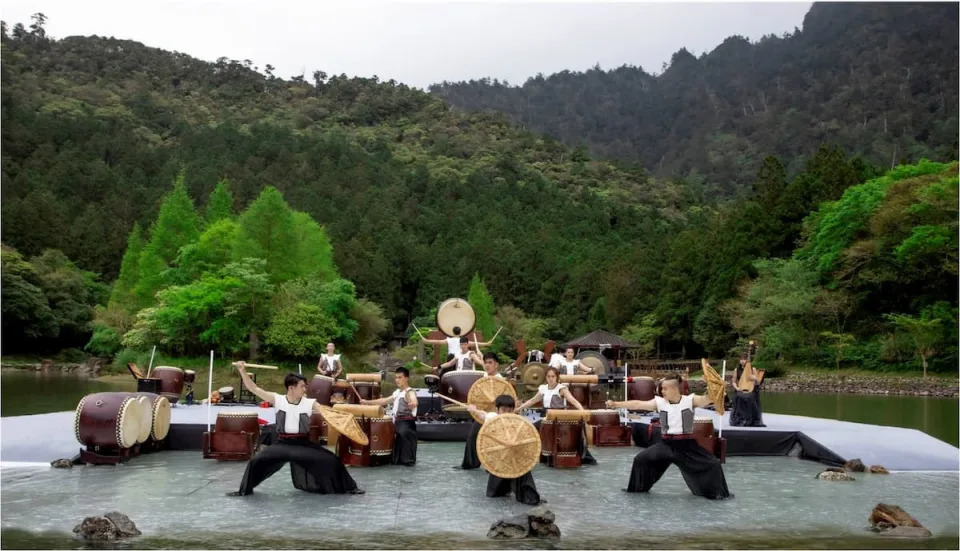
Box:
560;330;640;375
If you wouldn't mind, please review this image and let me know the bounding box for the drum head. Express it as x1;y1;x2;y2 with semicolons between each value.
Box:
152;396;171;440
468;377;517;423
576;351;609;376
133;396;152;443
118;398;143;449
436;298;475;337
477;414;541;479
520;362;546;390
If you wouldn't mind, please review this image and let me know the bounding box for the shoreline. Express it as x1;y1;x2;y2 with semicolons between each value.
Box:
3;359;957;398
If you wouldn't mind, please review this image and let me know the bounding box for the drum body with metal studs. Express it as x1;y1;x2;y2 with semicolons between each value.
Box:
151;366;185;403
551;420;583;468
118;392;171;443
337;416;394;467
588;409;631;447
439;370;483;418
75;392;144;451
693;416;717;455
215;411;260;434
436;298;476;337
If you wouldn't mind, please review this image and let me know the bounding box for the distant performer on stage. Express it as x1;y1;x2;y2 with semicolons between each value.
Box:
730;342;765;427
468;395;544;505
421;332;497;364
436;337;484;376
558;346;595;375
516;366;597;465
317;342;343;380
227;363;363;496
361;367;418;466
607;373;732;500
459;352;505;470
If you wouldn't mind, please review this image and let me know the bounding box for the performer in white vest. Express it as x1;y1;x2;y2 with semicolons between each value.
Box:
361;367;418;466
317;342;343;379
227;363;363;496
437;337;484;376
557;347;595;375
459;352;505;469
607;373;732;500
516;367;597;465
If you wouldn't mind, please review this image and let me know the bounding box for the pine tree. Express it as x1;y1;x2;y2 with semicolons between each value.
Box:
135;171;201;307
109;222;144;312
467;272;496;342
233;186;298;283
205;178;234;225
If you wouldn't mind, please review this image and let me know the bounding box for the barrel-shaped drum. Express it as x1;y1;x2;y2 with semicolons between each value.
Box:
693;416;716;455
308;374;335;405
75;392;145;450
118;392;171;442
552;420;583;468
337;416;395;467
627;376;656;402
538;419;556;460
331;381;351;404
218;386;235;403
565;383;590;410
589;409;620;427
151;366;185;403
348;382;381;404
215;411;260;434
439;370;484;407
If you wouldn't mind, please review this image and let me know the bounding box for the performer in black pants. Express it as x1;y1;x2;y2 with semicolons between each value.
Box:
607;374;732;500
459;352;506;469
227;363;363;496
468;395;544;505
362;367;418;466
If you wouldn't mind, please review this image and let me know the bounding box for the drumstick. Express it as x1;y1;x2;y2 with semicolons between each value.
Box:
146;345;157;378
347;382;363;402
435;393;468;408
490;326;503;342
412;323;426;340
232;362;278;370
420;361;435;370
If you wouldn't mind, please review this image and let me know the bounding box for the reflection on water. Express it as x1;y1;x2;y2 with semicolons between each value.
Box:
0;369;135;417
1;528;957;550
762;392;959;446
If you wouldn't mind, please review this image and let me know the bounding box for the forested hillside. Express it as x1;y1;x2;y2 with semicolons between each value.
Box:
431;2;959;197
1;13;955;373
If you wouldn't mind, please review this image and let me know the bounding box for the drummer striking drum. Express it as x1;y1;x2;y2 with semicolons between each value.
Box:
226;363;363;496
317;342;343;380
468;395;544;505
437;337;484;376
606;373;732;500
517;366;597;466
361;367;418;466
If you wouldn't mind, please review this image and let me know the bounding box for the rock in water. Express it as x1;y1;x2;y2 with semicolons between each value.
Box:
869;465;890;474
104;512;141;537
879;526;932;538
50;459;73;469
488;507;560;539
817;470;856;481
869;503;928;537
73;512;140;540
844;458;866;472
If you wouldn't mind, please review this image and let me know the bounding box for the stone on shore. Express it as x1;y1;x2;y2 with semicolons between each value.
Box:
869;503;930;537
488;506;560;539
73;512;140;540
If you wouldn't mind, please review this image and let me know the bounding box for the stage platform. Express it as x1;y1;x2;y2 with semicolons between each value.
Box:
2;404;957;471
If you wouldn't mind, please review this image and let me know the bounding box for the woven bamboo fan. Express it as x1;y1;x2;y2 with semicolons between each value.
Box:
467;377;517;423
700;358;726;416
318;405;369;446
476;413;541;479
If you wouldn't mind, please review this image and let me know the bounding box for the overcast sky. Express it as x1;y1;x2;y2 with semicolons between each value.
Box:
0;1;812;89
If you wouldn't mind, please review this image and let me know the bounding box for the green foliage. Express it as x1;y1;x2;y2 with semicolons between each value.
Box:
494;305;556;353
109;223;144;312
205;178;234;225
467;273;496;342
1;247;58;344
621;314;665;357
264;303;338;357
343;299;390;358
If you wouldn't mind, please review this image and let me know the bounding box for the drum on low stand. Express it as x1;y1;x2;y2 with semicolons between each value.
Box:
541;409;590;468
337;416;395;467
346;373;383;404
218;386;235;403
627;376;656;403
152;366;185;404
436;297;476;337
588;409;631;447
439;370;484;419
309;411;329;444
307;374;335;405
693;416;723;460
75;392;145;464
203;411;261;461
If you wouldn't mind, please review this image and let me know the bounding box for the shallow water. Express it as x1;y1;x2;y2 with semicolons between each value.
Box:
1;444;957;549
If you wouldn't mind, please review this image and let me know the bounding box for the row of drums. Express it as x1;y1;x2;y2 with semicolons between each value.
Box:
306;374;382;406
75;392;172;452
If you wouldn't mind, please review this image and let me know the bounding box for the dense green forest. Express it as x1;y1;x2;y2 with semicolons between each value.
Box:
1;12;956;373
431;3;959;198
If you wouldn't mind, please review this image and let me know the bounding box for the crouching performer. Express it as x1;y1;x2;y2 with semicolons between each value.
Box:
606;373;732;500
227;362;364;496
468;395;544;505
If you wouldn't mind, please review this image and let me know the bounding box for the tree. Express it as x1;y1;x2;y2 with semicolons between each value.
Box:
819;331;855;372
28;13;46;39
109;223;145;312
204;178;234;225
884;313;944;378
467;273;496;343
135;172;201;307
233;186;298;283
1;247;57;345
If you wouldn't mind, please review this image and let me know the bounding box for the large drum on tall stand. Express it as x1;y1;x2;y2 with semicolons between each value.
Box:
75;392;146;464
307;374;335;405
436;298;475;337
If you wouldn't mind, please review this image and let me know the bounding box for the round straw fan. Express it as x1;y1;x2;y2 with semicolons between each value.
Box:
476;413;541;479
700;358;726;416
317;405;368;446
467;377;517;423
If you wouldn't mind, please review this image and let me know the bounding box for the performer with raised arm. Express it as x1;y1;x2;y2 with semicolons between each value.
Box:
516;366;596;465
226;362;363;496
418;328;501;364
557;346;595;375
468;395;544;505
437;337;484;376
361;367;418;466
606;373;732;500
